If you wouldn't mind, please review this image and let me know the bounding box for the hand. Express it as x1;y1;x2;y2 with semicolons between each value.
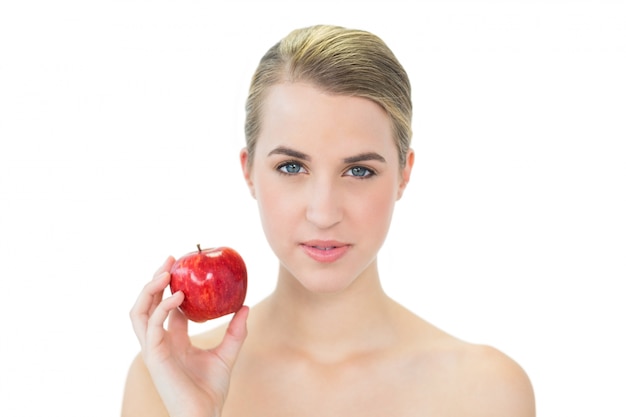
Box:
129;257;249;417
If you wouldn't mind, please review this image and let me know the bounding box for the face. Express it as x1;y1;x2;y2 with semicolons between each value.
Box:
241;82;414;294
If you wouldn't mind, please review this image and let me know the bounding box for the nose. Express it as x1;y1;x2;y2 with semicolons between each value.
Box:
305;176;343;229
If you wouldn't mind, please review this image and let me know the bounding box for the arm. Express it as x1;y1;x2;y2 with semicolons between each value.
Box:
121;353;169;417
122;256;248;417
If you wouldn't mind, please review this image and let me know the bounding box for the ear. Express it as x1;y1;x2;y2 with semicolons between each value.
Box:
396;148;415;200
240;147;256;199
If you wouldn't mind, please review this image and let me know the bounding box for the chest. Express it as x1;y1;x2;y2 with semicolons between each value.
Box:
221;354;452;417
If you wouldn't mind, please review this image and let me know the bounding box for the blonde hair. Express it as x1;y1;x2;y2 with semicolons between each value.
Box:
244;24;412;167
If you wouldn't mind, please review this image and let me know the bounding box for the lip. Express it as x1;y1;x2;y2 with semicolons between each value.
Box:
300;240;351;263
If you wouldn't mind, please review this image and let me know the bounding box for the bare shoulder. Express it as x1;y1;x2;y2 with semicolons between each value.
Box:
396;309;535;416
452;343;536;416
414;331;536;417
189;322;229;349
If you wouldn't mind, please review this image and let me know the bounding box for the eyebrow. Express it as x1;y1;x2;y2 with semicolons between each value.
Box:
267;146;310;161
343;152;386;164
267;146;386;164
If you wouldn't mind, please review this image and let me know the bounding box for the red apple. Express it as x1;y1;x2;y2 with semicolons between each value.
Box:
169;244;247;322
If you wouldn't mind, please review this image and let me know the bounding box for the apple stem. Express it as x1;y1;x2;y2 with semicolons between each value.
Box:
197;243;202;253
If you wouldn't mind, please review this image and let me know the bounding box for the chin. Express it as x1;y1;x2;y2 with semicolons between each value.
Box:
283;263;370;295
276;245;380;295
299;276;356;294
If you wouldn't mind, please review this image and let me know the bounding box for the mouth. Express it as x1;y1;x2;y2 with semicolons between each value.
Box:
300;240;351;263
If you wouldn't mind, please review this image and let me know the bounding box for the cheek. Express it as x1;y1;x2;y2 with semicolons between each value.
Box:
358;188;396;231
352;170;398;206
254;175;298;240
345;181;399;248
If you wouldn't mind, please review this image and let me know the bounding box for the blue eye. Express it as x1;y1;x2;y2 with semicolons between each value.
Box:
345;166;374;178
278;162;305;175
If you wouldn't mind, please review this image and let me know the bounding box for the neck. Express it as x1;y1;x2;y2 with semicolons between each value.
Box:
254;259;399;363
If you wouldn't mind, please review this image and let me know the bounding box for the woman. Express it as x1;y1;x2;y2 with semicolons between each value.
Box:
122;25;535;417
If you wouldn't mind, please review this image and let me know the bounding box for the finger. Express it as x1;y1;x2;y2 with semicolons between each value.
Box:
168;301;190;351
131;270;170;318
153;256;176;278
129;271;172;347
147;272;170;317
213;306;249;370
145;290;185;353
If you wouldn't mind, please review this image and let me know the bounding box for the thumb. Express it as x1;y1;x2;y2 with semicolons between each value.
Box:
214;306;249;369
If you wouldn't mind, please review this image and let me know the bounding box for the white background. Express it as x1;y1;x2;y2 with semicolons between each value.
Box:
1;1;624;416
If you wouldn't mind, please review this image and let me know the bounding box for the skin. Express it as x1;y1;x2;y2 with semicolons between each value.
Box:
123;82;535;417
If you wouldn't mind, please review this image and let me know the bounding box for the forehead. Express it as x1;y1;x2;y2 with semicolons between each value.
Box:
256;82;397;160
